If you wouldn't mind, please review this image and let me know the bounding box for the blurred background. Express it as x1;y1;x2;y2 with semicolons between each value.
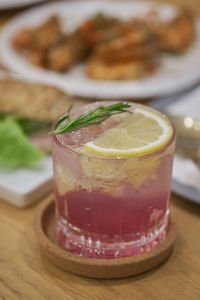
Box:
0;0;200;207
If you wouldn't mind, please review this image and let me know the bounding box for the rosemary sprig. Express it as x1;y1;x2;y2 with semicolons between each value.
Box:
52;102;132;135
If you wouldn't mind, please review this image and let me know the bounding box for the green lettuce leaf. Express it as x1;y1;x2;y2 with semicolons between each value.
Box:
0;117;45;167
0;113;51;134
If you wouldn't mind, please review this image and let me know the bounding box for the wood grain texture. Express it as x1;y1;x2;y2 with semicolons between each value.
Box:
0;0;200;299
0;193;200;300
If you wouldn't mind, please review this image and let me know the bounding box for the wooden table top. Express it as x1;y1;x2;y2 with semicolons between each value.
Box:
0;193;200;299
0;0;200;299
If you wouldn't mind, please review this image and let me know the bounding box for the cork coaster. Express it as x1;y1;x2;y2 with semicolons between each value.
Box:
34;195;177;279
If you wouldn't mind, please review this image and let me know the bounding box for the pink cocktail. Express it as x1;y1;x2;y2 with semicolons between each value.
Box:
52;102;175;259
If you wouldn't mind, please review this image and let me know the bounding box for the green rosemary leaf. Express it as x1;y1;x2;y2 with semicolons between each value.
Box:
53;105;73;131
52;102;132;135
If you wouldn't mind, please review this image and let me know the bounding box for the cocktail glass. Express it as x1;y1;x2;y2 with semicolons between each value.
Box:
52;102;175;259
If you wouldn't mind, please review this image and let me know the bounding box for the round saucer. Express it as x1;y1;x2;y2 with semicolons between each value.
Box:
34;195;177;279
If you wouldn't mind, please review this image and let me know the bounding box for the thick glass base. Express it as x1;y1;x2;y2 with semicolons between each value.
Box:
56;214;168;259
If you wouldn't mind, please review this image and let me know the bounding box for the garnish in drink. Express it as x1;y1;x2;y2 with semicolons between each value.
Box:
52;102;132;135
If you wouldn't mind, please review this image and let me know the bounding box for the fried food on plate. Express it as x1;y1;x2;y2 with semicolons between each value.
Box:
86;57;156;80
86;21;158;80
12;16;62;51
76;12;121;48
12;16;68;70
11;7;196;79
12;16;90;72
28;49;46;68
93;21;158;63
46;35;89;72
147;12;195;53
45;40;75;72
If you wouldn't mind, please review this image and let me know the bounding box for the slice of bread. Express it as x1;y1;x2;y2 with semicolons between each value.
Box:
0;78;84;122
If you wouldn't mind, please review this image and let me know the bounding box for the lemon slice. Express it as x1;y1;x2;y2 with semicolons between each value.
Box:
84;107;173;157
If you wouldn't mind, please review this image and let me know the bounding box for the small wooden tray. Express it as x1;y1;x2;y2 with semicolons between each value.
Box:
34;195;177;279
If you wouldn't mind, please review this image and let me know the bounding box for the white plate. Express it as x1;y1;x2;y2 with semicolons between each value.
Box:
0;0;46;9
0;157;53;207
1;0;200;99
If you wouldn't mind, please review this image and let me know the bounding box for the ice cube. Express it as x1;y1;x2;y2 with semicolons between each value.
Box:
61;124;103;147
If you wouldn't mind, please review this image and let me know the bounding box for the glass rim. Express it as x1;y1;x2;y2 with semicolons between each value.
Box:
51;101;176;161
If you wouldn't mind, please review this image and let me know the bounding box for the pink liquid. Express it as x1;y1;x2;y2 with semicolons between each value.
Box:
57;187;168;236
55;152;173;258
